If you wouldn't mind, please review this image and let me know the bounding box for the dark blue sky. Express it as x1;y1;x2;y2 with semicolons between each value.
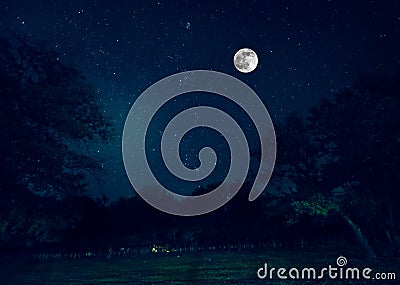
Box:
1;0;399;199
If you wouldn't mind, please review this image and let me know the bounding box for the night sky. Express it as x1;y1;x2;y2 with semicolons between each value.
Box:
1;0;399;200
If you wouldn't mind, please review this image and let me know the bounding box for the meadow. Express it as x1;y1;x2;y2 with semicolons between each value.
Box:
0;249;398;284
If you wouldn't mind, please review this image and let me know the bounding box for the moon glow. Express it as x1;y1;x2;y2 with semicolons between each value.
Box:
233;48;258;73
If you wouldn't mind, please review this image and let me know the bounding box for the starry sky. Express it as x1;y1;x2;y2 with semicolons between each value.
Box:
1;0;399;199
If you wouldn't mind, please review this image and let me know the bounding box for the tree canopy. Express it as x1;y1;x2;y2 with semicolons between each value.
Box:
0;32;113;246
286;73;400;259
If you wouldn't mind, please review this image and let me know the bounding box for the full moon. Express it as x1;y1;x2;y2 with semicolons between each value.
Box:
233;48;258;73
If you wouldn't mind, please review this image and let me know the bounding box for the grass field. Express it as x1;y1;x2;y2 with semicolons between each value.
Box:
0;250;398;284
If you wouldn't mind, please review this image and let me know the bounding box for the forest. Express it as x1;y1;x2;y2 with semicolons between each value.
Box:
0;32;399;265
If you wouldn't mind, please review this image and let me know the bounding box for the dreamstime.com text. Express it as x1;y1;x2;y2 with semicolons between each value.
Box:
257;256;396;281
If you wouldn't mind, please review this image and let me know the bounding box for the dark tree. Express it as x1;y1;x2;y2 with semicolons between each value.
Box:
290;73;400;259
0;32;113;247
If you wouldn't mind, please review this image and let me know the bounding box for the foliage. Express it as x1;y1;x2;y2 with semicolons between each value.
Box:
0;32;113;247
279;73;400;258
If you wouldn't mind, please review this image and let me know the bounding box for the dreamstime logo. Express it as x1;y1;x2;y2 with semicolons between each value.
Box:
257;256;396;281
122;70;276;216
336;256;347;267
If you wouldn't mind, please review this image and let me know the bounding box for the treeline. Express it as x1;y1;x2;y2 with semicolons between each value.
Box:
60;186;355;254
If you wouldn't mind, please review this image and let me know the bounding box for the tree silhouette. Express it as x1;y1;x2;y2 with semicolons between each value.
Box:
0;32;113;247
290;73;400;259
